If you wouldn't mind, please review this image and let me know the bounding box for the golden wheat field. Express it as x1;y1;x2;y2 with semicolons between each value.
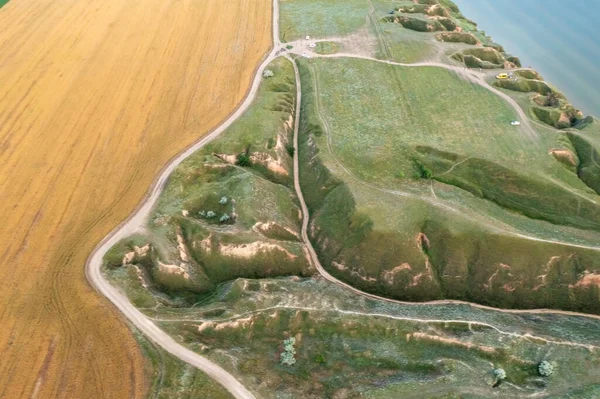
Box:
0;0;272;397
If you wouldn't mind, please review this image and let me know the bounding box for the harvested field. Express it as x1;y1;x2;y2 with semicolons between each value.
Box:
0;0;272;398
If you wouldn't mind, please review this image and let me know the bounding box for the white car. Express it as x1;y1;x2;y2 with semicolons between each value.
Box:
305;35;310;40
309;43;317;48
510;120;521;126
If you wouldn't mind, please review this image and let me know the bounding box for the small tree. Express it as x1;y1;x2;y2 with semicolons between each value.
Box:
219;214;230;223
219;196;228;205
315;354;326;364
538;361;554;377
281;337;297;366
492;368;507;387
205;210;216;218
493;368;507;380
236;152;251;167
263;69;275;78
286;144;295;157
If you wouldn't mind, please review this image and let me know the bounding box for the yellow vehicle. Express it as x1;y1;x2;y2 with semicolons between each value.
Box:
496;73;509;79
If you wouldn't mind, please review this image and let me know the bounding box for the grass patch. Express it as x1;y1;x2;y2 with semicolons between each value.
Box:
279;0;369;41
416;146;600;231
313;41;341;55
135;330;233;399
154;277;600;398
295;56;600;312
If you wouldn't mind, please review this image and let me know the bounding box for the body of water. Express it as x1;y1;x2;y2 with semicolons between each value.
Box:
452;0;600;117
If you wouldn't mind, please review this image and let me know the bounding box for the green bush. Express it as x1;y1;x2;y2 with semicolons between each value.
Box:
538;361;554;377
236;152;251;167
494;78;555;96
286;144;295;157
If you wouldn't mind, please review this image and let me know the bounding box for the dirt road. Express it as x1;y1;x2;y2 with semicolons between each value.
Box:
85;1;282;397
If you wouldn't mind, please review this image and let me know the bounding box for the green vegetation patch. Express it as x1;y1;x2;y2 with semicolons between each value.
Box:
383;15;448;32
435;31;479;45
104;57;312;303
415;146;600;231
135;330;233;399
313;41;341;55
279;0;369;41
567;123;600;195
532;106;572;129
295;56;600;312
452;47;510;69
303;57;565;185
494;78;557;96
513;69;544;80
376;22;437;63
155;277;600;398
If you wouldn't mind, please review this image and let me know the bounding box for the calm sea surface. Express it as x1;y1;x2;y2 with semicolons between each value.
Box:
452;0;600;117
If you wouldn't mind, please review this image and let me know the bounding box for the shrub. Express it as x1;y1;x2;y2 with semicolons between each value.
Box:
315;354;326;364
219;213;230;223
286;144;295;157
206;210;216;218
219;196;228;205
263;69;274;78
538;361;554;377
505;55;521;67
236;152;251;167
493;368;506;380
281;337;297;366
414;160;433;179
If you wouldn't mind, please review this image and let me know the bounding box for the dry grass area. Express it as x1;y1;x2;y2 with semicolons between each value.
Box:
0;0;271;397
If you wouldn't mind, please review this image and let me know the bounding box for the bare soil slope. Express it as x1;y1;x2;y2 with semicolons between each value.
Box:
0;0;271;397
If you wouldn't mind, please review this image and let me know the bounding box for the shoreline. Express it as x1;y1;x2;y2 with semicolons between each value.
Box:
452;0;599;117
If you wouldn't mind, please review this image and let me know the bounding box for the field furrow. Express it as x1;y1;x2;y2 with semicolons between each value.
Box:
0;0;272;397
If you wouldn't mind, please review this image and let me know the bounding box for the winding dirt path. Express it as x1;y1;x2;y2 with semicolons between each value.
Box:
85;0;283;398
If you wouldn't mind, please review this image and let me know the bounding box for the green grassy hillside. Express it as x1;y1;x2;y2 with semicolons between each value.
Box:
103;58;313;305
156;277;600;398
297;56;600;313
